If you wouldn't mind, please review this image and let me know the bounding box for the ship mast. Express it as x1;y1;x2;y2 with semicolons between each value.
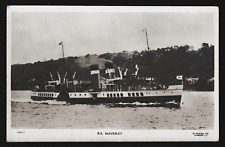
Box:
59;41;66;84
143;28;150;51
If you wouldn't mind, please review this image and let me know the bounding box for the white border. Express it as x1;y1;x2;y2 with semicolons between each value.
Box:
7;6;219;142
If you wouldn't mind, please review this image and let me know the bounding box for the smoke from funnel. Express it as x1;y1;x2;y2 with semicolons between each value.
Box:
75;55;112;69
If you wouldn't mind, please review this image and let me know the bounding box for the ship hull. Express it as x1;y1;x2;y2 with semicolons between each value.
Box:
67;95;181;104
31;89;182;106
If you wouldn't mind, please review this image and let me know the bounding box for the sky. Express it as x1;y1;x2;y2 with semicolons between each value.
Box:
10;7;217;65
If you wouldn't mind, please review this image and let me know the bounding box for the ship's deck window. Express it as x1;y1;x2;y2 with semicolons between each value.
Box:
113;94;116;97
110;94;112;97
136;93;139;96
140;92;144;96
156;92;157;94
132;93;135;97
117;93;120;97
103;94;104;96
75;94;76;96
84;94;86;96
79;94;81;96
120;93;123;97
107;94;109;97
128;93;131;97
70;94;72;96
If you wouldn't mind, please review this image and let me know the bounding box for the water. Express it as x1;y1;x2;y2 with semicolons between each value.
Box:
10;90;215;130
10;90;214;107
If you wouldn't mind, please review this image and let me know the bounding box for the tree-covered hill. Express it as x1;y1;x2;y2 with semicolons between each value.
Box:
11;43;214;91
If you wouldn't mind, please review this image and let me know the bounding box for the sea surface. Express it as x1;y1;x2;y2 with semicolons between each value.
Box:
10;90;215;129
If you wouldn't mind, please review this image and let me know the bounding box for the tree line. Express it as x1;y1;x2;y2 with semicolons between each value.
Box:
11;43;214;91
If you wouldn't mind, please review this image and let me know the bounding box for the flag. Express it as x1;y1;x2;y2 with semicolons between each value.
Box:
176;75;183;80
59;41;63;45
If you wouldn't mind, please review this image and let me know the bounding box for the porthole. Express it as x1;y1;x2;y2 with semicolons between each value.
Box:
103;94;104;96
84;94;86;96
110;94;112;97
117;93;120;97
113;94;116;97
140;92;144;96
128;93;131;97
107;94;109;97
132;93;135;97
136;93;139;96
120;93;123;97
156;92;157;94
79;94;81;96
